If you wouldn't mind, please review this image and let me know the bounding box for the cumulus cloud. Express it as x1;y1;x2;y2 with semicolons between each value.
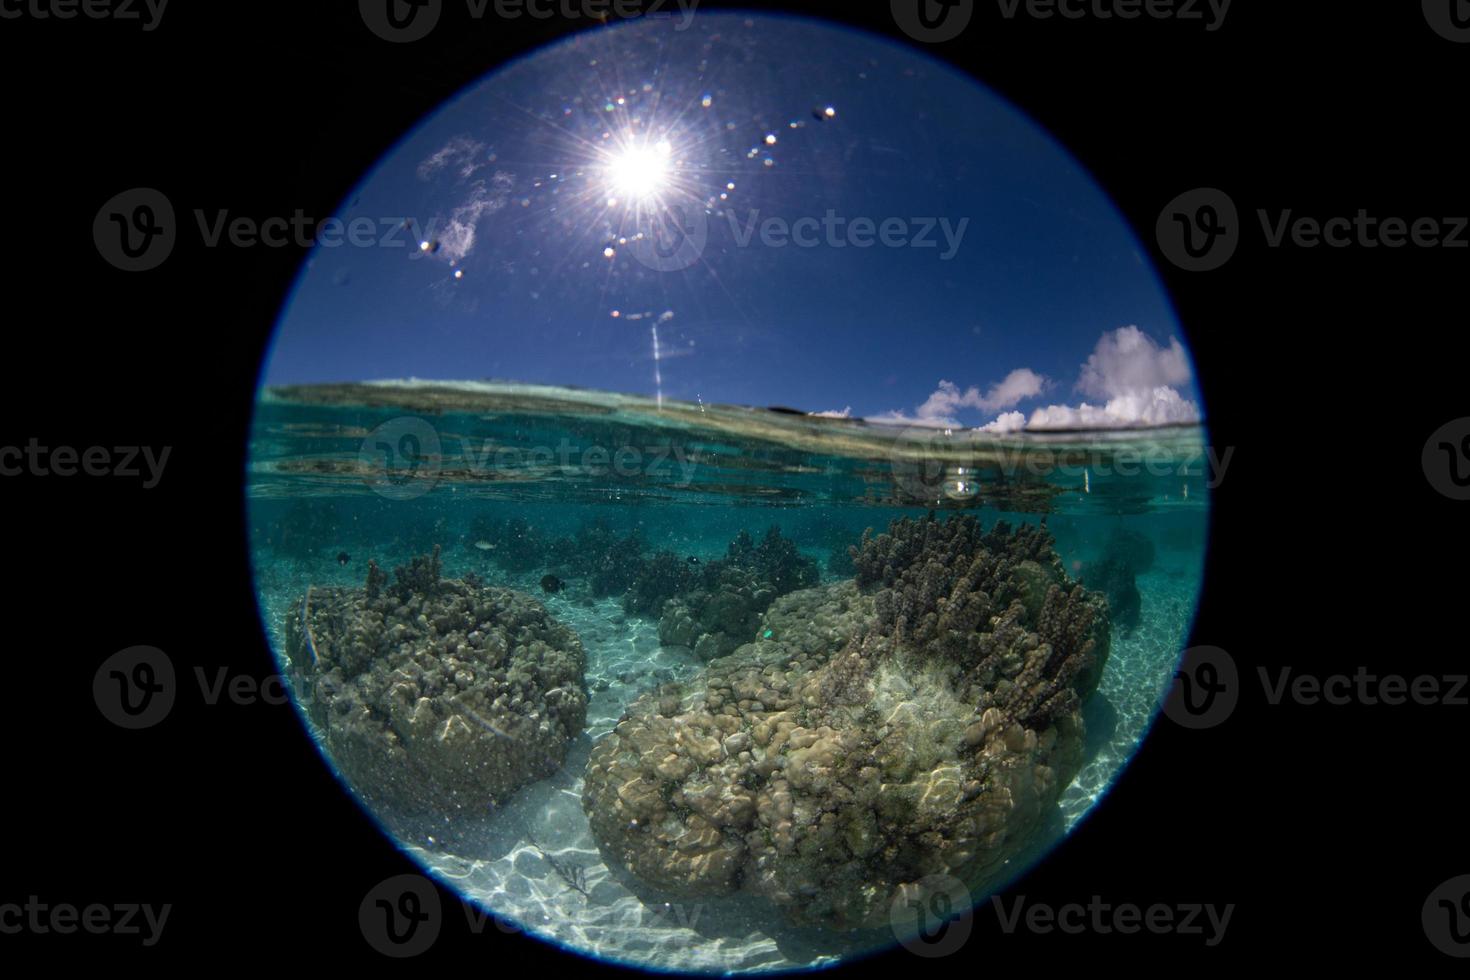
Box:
865;326;1200;432
915;369;1046;421
1026;326;1200;430
812;407;852;418
1077;325;1192;401
977;410;1026;434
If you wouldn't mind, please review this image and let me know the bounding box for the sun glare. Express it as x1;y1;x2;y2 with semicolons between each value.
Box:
605;139;674;202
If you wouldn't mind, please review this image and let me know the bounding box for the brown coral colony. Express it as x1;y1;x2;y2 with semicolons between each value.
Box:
284;513;1111;929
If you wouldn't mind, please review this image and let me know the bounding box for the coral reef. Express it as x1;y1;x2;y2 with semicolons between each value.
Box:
623;550;700;616
286;546;588;819
657;527;820;661
583;514;1109;929
542;519;648;598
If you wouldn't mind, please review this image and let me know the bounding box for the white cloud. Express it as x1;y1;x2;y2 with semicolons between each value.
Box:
1077;325;1192;401
1026;326;1200;429
915;369;1046;421
427;173;512;264
977;410;1026;434
812;407;852;418
865;327;1199;431
417;136;487;181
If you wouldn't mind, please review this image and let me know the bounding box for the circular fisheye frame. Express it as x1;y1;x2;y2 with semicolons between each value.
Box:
247;12;1210;972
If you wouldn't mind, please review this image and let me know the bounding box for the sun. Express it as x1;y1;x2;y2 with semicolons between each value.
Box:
603;139;674;203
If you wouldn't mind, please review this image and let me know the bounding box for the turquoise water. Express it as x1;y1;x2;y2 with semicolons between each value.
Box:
247;381;1208;972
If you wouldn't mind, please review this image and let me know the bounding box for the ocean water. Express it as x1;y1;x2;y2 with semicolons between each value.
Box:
247;380;1209;972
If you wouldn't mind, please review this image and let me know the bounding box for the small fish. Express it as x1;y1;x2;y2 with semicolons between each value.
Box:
540;574;565;594
337;551;350;566
686;556;700;565
474;540;495;551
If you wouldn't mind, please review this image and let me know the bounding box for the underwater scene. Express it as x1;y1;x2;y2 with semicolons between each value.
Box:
247;381;1208;971
246;10;1212;972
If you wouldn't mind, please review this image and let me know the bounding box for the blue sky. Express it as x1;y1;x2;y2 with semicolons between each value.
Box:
264;12;1202;431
